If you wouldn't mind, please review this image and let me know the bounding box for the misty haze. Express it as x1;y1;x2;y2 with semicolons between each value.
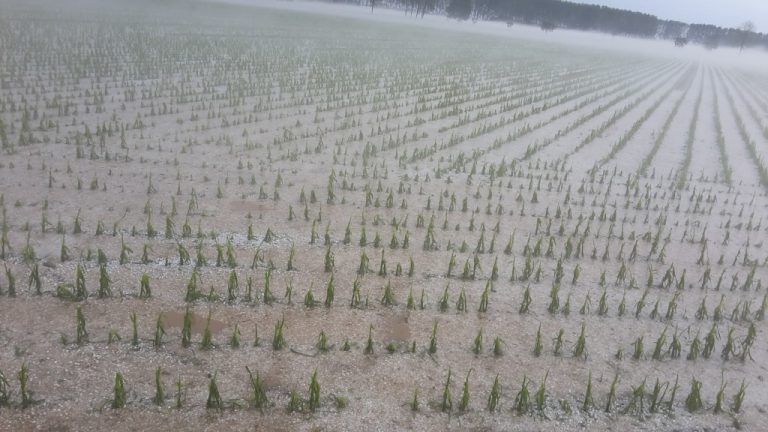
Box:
0;0;767;430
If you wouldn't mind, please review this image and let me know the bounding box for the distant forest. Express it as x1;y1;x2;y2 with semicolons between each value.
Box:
355;0;768;49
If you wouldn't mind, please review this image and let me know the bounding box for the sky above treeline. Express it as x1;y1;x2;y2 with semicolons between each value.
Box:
576;0;767;30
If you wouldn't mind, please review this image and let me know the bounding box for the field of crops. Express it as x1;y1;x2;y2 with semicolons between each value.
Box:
1;0;767;430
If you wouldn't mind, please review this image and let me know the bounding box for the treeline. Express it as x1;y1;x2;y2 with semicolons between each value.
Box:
476;0;658;37
345;0;768;49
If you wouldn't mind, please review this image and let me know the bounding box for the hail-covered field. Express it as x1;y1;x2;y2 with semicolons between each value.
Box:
1;0;768;430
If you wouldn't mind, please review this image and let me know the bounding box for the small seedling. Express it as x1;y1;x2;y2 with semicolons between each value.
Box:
687;332;701;360
582;371;594;412
488;374;501;412
441;369;453;412
0;369;9;407
605;372;619;413
741;323;756;361
514;375;530;415
18;363;30;408
181;307;192;348
130;312;139;347
59;236;71;262
732;380;746;413
153;367;165;406
597;289;608;316
206;372;223;410
519;285;532;313
473;329;483;355
201;310;214;350
580;292;591;315
533;324;543;356
246;367;268;409
479;281;490;312
350;277;362;308
713;378;726;414
618;292;626;316
272;317;286;350
649;378;667;414
573;322;587;359
227;271;238;302
230;324;241;349
411;387;420;411
308;369;320;412
317;330;329;352
75;264;87;300
381;280;395;306
456;287;467;312
108;329;121;344
703;324;718;359
76;306;88;344
253;324;260;347
667;375;679;411
154;314;165;347
288;386;301;413
263;269;274;304
493;336;503;356
632;336;644;360
324;275;334;307
459;370;472;411
623;377;647;418
185;271;201;302
548;283;560;314
139;273;151;299
562;293;571;315
304;285;316;308
364;325;374;354
535;371;548;412
175;377;184;409
28;264;41;295
428;321;438;354
668;328;682;359
438;284;449;312
721;327;736;360
685;377;703;412
112;371;126;409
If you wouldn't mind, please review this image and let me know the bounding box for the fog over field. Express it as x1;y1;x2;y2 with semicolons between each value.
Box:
1;0;767;430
